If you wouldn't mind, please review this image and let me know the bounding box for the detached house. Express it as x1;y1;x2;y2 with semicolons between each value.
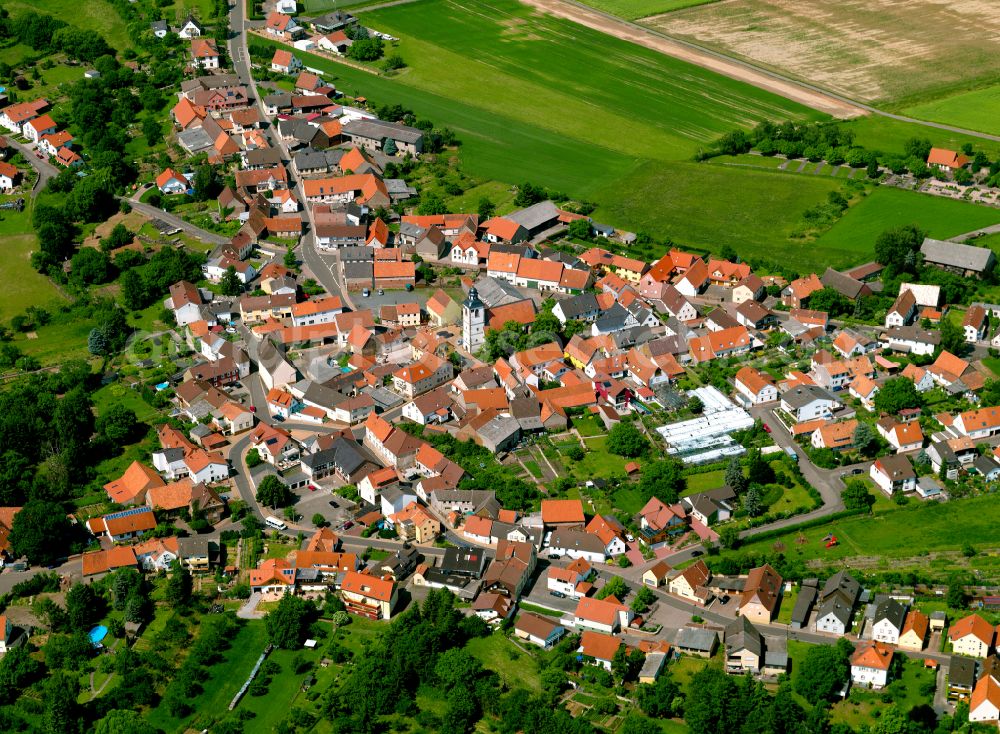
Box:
851;642;894;689
739;564;783;623
574;595;633;635
965;305;989;343
950;614;995;658
870;455;916;495
341;571;397;620
734;366;777;405
191;38;220;69
872;598;907;644
668;559;713;605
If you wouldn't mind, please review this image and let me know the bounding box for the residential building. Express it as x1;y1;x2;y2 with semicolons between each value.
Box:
739;564;783;623
870;455;917;495
950;614;995;658
872;598;907;644
851;641;894;689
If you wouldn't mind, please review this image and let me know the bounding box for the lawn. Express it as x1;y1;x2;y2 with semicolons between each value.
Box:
147;620;270;733
813;187;1000;262
572;414;605;437
592;160;845;271
983;357;1000;378
729;493;1000;567
830;657;936;728
466;633;542;692
577;436;628;478
683;469;725;496
843;114;1000;160
92;383;162;424
3;0;133;50
576;0;719;21
16;319;95;365
903;84;1000;137
0;205;66;321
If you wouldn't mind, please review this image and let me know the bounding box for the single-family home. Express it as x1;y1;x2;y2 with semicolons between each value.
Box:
872;598;907;644
514;612;567;649
574;595;633;635
870;455;917;495
897;610;929;651
340;571;397;620
577;630;623;671
965;305;989;343
851;641;894;689
668;560;713;606
950;614;995;658
642;560;671;588
734;366;778;405
739;564;783;623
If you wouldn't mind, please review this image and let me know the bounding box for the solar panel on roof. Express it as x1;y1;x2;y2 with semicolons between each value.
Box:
105;506;153;521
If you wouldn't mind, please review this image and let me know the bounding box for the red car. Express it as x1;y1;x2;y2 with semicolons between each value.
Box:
763;424;771;433
249;405;256;413
309;484;317;492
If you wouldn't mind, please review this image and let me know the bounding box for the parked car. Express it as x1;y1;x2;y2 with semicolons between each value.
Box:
342;521;354;530
377;288;384;296
362;288;370;297
550;590;566;598
273;414;285;422
763;424;771;433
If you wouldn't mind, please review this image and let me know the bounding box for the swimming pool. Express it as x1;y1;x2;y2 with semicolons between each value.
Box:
88;625;108;646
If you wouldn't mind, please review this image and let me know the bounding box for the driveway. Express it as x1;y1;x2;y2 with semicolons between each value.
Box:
237;591;264;619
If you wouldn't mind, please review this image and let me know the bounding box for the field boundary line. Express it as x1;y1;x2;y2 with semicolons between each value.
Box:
519;0;1000;142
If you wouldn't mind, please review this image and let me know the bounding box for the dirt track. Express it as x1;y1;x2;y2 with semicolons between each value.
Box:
519;0;869;119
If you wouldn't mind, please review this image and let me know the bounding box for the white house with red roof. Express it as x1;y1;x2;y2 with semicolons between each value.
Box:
574;595;634;634
23;113;56;143
156;167;191;195
271;48;302;74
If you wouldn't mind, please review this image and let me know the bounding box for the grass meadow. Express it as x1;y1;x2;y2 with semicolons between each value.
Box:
903;84;1000;137
3;0;132;50
0;202;67;321
814;187;1000;257
572;0;718;21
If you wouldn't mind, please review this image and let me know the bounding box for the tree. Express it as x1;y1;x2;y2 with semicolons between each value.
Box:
417;192;446;215
596;575;628;600
119;269;147;311
10;500;74;565
476;196;495;221
903;137;932;161
347;36;384;61
842;479;874;511
873;377;922;414
0;643;42;691
513;182;545;207
745;448;774;485
619;716;660;734
43;671;82;734
283;245;296;270
743;485;762;517
718;525;740;550
94;710;156;734
435;648;482;690
939;317;965;356
567;218;591;240
312;513;328;527
636;671;680;718
100;223;133;252
70;248;112;286
631;585;655;613
65;583;102;629
639;458;687;504
245;448;263;468
220;266;242;296
946;582;967;610
381;137;397;155
165;566;192;607
725;456;747;494
332;610;350;627
874;224;924;272
96;403;139;444
852;421;878;457
256;475;294;508
141;116;162;147
266;594;315;648
794;639;852;704
606;422;649;458
808;287;853;317
192;164;221;201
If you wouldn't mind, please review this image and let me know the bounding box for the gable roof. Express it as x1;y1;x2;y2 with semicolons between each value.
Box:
541;498;585;524
950;613;995;645
851;641;893;671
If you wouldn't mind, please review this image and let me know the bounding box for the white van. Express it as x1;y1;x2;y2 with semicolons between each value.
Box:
264;515;287;531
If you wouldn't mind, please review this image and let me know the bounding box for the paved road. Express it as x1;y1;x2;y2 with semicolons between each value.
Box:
950;222;1000;243
124;196;229;246
228;0;353;312
7;138;58;194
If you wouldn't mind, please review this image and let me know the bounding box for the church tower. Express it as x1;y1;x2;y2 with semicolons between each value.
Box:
462;287;485;353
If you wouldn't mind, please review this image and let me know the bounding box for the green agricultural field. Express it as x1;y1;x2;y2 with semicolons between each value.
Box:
3;0;132;50
591;161;844;272
903;84;1000;137
814;187;1000;259
575;0;719;21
